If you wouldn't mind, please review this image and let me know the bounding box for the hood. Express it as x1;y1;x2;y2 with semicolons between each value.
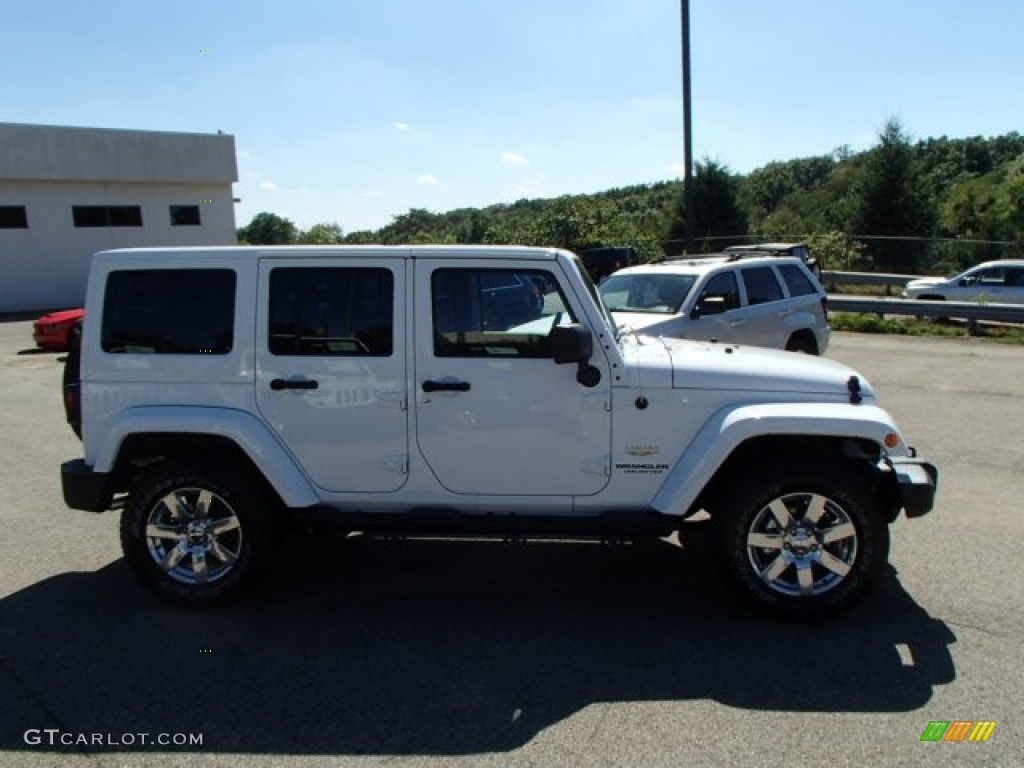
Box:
611;311;681;335
621;335;875;400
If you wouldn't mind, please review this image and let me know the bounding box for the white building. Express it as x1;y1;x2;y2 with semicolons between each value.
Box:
0;123;238;312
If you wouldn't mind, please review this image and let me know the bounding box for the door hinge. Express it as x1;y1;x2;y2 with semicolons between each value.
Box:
582;392;611;412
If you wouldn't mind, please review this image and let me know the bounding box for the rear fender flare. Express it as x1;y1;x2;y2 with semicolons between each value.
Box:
91;406;319;508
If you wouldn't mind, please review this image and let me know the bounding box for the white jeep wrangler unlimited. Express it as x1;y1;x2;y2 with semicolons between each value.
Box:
61;245;936;617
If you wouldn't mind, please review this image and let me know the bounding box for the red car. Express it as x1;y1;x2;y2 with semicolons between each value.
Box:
33;308;85;351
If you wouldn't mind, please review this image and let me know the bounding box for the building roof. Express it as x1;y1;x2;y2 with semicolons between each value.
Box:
0;122;237;183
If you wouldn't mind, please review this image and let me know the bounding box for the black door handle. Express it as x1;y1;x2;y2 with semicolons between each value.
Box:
422;380;471;393
270;378;319;391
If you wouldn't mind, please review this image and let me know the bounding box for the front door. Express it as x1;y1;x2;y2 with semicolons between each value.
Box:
255;258;408;493
414;260;612;496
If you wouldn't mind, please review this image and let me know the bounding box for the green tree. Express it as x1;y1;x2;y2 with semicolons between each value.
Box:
667;159;747;253
299;222;345;244
238;212;297;244
852;119;934;272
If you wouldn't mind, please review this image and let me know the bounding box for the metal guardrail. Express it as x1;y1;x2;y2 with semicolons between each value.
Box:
822;270;1024;323
827;295;1024;324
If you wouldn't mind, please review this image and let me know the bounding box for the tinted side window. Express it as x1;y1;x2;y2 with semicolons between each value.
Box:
698;272;740;310
433;268;574;358
777;264;818;297
742;267;784;305
102;270;236;354
269;267;393;356
1006;268;1024;287
976;268;1006;285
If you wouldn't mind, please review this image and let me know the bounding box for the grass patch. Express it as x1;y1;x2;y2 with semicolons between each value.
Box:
830;313;1024;344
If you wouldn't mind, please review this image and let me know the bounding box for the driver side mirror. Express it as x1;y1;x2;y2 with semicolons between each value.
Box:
551;324;592;364
550;324;601;388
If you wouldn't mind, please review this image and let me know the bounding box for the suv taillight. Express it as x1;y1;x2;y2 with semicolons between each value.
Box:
821;296;829;319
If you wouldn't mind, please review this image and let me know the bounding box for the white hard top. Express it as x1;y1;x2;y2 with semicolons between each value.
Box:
96;244;569;263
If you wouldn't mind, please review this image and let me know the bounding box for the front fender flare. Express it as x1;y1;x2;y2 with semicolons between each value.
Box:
92;406;320;508
651;402;906;517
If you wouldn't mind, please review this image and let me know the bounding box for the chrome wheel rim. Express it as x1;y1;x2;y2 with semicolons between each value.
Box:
745;491;858;597
144;487;243;585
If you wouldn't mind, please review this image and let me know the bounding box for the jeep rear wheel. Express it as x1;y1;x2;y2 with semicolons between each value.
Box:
121;464;270;607
716;462;888;618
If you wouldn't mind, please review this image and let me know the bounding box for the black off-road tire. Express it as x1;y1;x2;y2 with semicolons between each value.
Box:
121;462;272;607
715;461;889;619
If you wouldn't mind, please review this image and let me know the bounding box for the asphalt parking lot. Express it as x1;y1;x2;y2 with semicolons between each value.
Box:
1;319;1022;768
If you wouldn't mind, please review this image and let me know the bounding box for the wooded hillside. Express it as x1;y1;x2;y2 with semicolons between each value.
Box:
239;122;1024;274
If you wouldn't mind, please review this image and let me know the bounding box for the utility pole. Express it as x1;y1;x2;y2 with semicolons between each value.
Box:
681;0;695;253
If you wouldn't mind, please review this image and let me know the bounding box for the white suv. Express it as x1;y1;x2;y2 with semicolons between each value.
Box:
60;245;935;618
599;256;830;354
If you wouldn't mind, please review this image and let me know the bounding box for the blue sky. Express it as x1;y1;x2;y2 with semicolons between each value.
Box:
4;0;1023;232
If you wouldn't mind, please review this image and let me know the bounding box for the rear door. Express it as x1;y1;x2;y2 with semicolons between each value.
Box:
738;265;789;348
255;257;408;493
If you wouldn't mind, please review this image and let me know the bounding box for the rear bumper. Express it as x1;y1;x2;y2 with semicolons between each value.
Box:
890;456;938;518
61;459;113;512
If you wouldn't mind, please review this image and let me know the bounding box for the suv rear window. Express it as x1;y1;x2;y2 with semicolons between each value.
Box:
741;267;784;305
102;269;236;354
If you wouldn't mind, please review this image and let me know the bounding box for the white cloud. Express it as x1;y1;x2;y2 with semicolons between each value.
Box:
502;152;528;166
394;122;410;132
664;162;686;176
362;189;384;198
259;180;279;191
416;174;441;186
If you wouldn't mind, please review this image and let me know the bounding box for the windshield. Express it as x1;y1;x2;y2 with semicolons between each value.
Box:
598;273;698;314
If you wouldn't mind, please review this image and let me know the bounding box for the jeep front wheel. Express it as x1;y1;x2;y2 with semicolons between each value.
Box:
121;464;269;606
716;462;889;618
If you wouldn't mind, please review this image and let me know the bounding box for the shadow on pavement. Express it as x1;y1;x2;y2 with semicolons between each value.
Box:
0;529;956;756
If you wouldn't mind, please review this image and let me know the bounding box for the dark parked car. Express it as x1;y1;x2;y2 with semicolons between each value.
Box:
579;247;638;283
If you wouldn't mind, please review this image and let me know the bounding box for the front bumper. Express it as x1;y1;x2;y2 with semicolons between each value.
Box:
889;456;938;518
61;459;113;512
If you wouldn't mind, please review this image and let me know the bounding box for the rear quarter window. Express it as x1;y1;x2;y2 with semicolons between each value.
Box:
776;264;819;297
101;269;236;354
